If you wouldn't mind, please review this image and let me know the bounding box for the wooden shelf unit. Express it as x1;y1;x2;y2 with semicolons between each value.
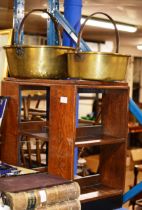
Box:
0;78;129;209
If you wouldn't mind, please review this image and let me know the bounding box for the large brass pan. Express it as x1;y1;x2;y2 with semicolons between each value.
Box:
67;12;130;81
4;9;75;79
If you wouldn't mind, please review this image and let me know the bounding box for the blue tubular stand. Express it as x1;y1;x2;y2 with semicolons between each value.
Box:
48;0;59;45
129;98;142;124
13;0;25;44
63;0;82;46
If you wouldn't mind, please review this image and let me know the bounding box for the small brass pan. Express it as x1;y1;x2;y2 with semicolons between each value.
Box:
67;12;130;81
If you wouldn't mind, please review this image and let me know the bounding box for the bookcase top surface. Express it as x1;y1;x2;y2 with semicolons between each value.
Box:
3;78;128;89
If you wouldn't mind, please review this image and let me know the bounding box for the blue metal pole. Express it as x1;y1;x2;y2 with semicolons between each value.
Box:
63;0;82;46
123;181;142;203
13;0;25;44
129;98;142;124
48;0;59;45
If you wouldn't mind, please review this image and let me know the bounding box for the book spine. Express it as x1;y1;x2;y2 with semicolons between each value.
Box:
2;182;80;210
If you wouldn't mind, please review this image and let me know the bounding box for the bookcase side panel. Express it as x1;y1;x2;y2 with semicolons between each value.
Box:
1;81;20;165
100;88;129;189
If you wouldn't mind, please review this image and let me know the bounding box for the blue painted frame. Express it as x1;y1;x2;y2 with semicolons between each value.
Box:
74;94;80;176
13;0;25;44
47;0;59;45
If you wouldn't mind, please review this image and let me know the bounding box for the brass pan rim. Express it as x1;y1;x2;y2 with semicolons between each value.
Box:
4;45;75;50
67;51;130;57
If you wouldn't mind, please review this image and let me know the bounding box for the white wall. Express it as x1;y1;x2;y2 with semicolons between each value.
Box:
79;94;94;118
120;45;142;57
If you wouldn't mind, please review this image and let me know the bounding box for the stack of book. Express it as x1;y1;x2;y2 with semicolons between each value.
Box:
0;173;81;210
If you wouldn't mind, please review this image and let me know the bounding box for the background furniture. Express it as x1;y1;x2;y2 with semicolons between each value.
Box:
128;123;142;148
129;148;142;209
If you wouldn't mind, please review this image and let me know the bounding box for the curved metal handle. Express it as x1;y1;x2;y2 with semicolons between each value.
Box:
76;12;119;53
17;9;61;45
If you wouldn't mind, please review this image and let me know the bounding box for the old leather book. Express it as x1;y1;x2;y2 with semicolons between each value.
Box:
0;173;80;210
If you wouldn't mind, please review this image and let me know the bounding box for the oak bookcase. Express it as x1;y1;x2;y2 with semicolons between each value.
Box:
1;78;129;209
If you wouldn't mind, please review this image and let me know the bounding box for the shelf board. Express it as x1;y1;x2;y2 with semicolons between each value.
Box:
75;135;125;147
79;184;122;203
